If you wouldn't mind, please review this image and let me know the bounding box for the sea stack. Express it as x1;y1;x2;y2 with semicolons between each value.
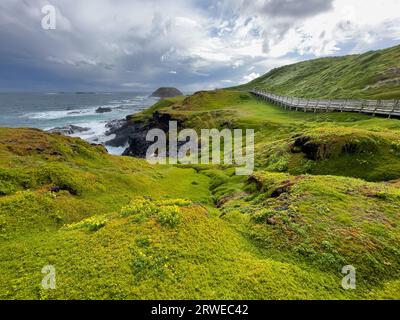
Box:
150;87;183;98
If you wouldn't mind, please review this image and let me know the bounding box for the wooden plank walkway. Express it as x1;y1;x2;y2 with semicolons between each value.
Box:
250;89;400;119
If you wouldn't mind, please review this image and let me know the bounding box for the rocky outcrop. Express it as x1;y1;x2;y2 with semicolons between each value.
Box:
105;111;183;157
150;87;183;98
48;125;90;135
96;107;112;113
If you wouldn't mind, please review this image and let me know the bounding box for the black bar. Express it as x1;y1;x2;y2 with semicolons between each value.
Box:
0;300;398;318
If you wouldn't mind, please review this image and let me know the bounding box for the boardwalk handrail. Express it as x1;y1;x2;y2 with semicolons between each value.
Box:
250;88;400;119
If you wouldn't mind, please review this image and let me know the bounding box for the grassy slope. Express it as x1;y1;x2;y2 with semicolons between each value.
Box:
0;128;357;299
1;125;398;299
147;90;400;181
236;44;400;99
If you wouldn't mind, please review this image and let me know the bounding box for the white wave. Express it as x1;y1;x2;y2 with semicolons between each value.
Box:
67;121;127;155
22;108;95;120
69;121;109;143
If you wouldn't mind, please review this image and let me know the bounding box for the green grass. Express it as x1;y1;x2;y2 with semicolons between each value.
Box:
0;128;358;299
236;44;400;99
2;45;400;299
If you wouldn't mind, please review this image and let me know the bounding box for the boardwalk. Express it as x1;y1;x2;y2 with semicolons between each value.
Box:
250;89;400;118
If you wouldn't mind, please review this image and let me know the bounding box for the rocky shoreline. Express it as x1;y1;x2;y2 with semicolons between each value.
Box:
104;110;182;157
46;87;184;156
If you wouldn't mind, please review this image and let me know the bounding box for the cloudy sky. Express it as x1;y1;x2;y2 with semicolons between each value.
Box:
1;0;400;92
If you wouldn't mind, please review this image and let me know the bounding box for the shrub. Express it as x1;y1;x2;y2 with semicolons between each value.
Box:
120;197;156;217
130;248;169;280
155;205;181;227
120;197;188;227
155;198;191;207
64;215;107;232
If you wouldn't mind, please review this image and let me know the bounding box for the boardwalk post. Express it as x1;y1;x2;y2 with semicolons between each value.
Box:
326;100;332;112
359;100;365;113
314;100;319;113
389;100;399;119
304;99;309;112
373;100;381;116
340;100;346;112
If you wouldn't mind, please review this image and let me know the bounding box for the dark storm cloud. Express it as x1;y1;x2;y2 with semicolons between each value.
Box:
251;0;334;18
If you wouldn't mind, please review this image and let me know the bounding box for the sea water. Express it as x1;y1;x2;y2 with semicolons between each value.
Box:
0;92;157;155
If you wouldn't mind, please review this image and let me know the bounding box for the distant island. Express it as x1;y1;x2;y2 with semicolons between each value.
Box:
150;87;183;98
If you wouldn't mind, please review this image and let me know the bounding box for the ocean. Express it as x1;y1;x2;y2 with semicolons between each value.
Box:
0;92;157;155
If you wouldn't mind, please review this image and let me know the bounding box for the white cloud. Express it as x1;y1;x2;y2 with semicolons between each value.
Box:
247;0;400;58
243;72;260;82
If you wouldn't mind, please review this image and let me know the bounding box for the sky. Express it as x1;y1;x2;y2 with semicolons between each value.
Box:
0;0;399;92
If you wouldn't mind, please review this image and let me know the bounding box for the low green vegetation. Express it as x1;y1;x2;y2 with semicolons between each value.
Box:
2;45;400;299
0;128;356;299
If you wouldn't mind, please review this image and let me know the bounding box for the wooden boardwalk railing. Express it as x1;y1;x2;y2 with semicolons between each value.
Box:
250;89;400;118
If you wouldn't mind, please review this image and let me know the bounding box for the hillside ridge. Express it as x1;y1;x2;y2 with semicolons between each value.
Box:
236;44;400;100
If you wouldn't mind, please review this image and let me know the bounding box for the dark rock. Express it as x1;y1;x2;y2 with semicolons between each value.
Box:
271;187;289;198
266;217;277;225
50;186;62;193
105;119;127;133
247;174;265;191
96;107;112;113
48;125;90;135
292;136;320;160
105;110;184;157
150;87;183;98
105;119;135;148
49;185;78;195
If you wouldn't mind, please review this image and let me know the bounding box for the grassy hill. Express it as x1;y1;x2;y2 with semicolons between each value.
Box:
236;44;400;99
0;128;360;299
1;118;400;299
